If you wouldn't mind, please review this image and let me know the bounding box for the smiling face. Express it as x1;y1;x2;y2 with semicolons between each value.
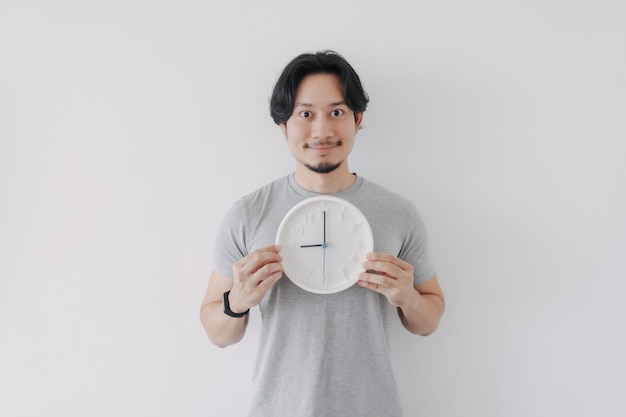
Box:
281;73;363;181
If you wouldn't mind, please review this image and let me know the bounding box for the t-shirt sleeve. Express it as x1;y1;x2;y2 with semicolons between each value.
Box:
212;200;249;278
399;204;436;285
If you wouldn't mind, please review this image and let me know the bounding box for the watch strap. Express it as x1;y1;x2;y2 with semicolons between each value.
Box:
222;290;249;318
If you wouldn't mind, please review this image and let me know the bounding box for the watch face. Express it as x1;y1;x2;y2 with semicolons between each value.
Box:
275;196;374;294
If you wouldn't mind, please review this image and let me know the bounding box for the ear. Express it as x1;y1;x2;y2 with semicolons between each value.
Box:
354;112;364;131
280;123;287;137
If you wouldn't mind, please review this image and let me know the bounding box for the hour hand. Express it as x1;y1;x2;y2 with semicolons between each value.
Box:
300;244;323;248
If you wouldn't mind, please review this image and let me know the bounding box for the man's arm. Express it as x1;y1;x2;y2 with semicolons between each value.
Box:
358;252;445;336
200;245;283;348
200;270;249;348
397;275;445;335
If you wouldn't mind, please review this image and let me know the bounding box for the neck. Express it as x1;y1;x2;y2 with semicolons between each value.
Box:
293;163;356;194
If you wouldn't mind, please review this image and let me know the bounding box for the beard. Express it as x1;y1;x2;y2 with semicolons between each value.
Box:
301;140;344;174
303;160;343;174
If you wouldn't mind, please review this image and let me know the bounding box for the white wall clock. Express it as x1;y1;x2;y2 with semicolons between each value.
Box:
275;196;374;294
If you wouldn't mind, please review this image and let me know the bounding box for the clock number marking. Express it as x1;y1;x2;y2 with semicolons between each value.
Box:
348;218;363;232
339;206;347;222
339;267;348;280
293;225;305;235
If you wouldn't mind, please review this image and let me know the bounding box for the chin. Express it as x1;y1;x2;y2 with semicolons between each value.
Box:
305;161;342;174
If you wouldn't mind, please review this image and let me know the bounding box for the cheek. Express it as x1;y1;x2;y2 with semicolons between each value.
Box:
285;122;308;140
285;133;304;154
338;124;357;142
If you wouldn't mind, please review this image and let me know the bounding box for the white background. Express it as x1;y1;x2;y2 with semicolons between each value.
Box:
1;1;625;416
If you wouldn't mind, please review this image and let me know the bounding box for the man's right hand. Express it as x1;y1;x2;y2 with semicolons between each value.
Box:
227;245;283;314
200;245;283;348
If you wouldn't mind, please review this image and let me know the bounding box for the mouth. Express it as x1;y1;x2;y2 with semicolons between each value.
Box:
305;140;342;152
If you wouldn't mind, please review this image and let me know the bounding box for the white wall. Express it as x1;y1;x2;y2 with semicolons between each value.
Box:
1;1;624;416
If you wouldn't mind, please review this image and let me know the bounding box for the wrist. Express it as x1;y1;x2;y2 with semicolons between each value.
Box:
222;290;249;318
398;286;420;311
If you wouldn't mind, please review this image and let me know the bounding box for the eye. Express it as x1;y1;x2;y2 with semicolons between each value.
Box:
330;109;344;117
300;110;312;118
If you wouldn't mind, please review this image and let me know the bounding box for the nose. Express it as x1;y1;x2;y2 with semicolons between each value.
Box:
311;115;333;139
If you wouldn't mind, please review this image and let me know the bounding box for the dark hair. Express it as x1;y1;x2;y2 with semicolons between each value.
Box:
269;50;369;125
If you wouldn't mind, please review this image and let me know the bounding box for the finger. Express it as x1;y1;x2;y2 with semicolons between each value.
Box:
366;252;413;271
362;260;401;280
361;268;414;295
246;257;282;283
357;275;386;293
237;246;283;270
245;244;282;260
358;271;390;288
234;249;283;284
256;262;284;282
258;269;283;290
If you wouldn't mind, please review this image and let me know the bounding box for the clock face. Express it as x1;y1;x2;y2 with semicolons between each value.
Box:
275;196;374;294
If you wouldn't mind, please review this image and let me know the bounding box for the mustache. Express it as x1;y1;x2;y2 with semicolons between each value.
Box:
305;140;342;148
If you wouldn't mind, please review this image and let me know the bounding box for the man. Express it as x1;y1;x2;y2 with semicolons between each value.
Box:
200;50;445;417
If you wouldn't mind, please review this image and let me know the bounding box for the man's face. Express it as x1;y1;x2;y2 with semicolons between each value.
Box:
281;73;363;174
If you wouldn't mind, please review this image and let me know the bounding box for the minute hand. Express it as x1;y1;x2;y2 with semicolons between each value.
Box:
322;210;327;288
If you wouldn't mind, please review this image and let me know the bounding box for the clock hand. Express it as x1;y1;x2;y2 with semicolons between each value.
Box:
323;242;326;288
322;210;327;288
301;211;328;249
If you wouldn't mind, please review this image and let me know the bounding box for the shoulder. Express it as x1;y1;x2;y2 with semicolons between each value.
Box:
360;177;411;201
231;175;291;210
352;177;428;238
356;177;418;214
215;176;293;260
219;175;299;245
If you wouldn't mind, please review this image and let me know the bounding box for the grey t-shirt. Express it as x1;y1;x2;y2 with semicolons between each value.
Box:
214;174;435;417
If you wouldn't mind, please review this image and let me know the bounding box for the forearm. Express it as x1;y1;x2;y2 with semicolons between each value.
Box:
397;289;445;336
200;301;249;348
200;253;283;348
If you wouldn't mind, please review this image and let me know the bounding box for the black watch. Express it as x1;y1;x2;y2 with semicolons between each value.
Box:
222;290;249;318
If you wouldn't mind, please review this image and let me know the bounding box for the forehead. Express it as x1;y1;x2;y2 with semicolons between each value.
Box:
294;73;345;106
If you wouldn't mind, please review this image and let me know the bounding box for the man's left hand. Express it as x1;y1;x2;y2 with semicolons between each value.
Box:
357;252;415;308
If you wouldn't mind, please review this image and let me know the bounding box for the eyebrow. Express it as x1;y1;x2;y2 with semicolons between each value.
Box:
294;100;347;108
